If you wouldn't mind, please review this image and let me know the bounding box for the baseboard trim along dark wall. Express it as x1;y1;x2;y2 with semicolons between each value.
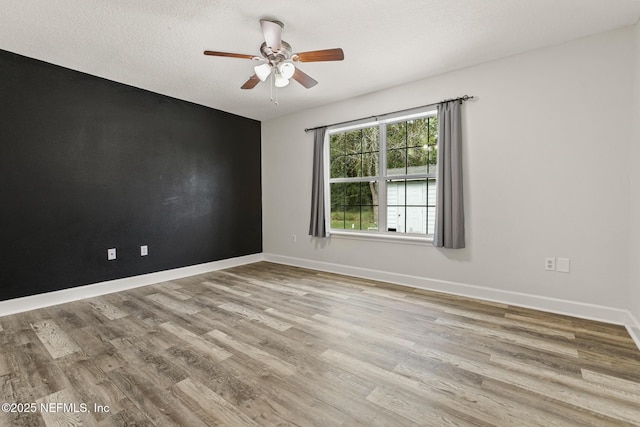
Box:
0;49;262;301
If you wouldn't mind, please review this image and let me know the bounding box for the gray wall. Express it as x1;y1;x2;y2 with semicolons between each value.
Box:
630;20;640;332
262;26;636;320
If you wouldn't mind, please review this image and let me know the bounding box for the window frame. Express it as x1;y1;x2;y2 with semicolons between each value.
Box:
326;108;438;241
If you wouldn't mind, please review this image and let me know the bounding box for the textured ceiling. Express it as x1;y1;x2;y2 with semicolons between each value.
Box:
1;0;639;121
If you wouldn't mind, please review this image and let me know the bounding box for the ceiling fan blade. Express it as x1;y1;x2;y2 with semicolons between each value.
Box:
293;48;344;62
292;68;318;89
260;19;283;51
241;74;261;89
204;50;258;60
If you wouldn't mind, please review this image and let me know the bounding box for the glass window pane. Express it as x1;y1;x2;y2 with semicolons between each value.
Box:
386;179;405;206
362;127;380;152
361;151;378;177
427;206;436;235
330;156;346;179
344;207;360;230
387;122;406;149
330;133;345;159
427;146;438;174
361;205;378;231
360;181;379;206
406;179;427;205
345;130;362;154
407;147;428;174
330;183;346;207
428;116;438;146
407;117;429;147
386;205;404;232
386;149;406;175
345;154;361;178
427;116;438;173
427;179;437;207
406;207;427;234
344;182;361;206
331;206;346;230
386;179;430;235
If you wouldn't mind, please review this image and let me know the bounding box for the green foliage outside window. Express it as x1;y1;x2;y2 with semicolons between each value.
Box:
386;117;438;175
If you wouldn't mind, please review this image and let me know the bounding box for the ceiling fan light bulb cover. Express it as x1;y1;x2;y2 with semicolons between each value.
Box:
254;63;272;82
278;62;295;79
274;74;290;88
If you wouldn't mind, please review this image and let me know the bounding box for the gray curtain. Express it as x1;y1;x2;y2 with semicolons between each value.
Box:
309;127;328;237
434;100;465;248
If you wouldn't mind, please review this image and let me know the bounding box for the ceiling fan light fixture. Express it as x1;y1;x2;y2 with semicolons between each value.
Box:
278;61;295;79
274;71;290;88
254;63;272;82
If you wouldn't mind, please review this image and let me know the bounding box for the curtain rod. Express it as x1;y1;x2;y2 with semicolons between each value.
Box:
304;95;474;133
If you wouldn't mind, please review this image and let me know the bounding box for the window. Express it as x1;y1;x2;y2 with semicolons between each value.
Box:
328;110;438;238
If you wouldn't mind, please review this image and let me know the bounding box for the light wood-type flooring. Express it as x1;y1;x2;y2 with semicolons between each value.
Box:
1;262;640;426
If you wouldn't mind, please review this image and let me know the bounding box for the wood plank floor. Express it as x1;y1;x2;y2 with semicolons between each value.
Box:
1;261;639;426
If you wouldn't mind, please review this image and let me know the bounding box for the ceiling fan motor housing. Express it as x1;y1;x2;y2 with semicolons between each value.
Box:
260;41;292;66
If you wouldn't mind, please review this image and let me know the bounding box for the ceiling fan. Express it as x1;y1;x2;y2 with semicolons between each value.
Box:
204;19;344;90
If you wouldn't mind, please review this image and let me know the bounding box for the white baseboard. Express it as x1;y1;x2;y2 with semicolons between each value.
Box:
264;253;640;348
627;313;640;351
0;253;264;317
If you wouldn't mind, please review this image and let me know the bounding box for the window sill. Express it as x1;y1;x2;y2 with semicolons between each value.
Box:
329;230;434;246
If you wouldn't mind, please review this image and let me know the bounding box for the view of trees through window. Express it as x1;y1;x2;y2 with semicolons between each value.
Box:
329;113;438;235
330;126;380;230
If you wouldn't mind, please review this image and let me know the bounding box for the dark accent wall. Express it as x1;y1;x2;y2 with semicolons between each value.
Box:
0;49;262;301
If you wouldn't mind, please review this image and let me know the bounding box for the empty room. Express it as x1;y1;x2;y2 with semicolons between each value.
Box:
1;1;640;425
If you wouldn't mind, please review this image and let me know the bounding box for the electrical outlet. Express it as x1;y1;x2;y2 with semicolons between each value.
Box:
141;245;148;256
107;248;116;261
292;234;297;243
545;257;555;271
557;258;570;273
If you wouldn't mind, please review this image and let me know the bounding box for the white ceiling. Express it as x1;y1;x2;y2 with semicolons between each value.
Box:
1;1;639;121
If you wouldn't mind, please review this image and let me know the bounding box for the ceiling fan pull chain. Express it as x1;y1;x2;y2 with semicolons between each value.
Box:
270;72;279;105
270;72;274;103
